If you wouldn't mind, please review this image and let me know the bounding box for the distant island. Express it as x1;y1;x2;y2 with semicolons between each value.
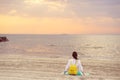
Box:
0;37;9;42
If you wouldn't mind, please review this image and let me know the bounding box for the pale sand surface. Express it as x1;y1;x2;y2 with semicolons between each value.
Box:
0;54;120;80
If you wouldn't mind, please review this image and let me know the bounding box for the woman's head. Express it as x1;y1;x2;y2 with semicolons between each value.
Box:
72;51;78;60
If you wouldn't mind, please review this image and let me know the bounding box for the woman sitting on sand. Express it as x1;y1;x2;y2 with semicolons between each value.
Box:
64;51;83;76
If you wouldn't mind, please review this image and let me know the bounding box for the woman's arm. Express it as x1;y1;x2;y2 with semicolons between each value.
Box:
78;60;83;72
64;60;70;72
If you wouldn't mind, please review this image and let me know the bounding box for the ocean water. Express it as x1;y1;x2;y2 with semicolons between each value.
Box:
0;34;120;60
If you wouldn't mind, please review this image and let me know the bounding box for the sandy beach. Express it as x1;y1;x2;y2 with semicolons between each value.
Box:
0;53;120;80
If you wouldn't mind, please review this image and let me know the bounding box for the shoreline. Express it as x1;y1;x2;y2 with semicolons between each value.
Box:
0;53;120;80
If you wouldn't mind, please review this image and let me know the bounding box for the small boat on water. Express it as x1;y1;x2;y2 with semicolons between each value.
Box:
0;37;9;42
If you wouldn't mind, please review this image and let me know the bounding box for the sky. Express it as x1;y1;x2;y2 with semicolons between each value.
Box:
0;0;120;34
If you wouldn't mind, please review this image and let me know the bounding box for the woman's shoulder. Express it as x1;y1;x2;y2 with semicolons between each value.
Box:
77;59;81;62
68;59;80;62
68;59;73;61
68;59;75;62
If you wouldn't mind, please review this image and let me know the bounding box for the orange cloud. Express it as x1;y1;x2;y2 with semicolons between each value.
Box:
0;14;120;34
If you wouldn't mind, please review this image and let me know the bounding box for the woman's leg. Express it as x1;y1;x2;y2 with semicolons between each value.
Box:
77;71;83;76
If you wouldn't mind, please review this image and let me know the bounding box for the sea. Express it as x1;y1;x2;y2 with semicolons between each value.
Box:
0;34;120;60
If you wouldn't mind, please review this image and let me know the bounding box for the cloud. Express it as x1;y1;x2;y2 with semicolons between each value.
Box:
67;0;120;18
0;0;120;25
0;14;120;34
23;0;70;17
8;10;17;15
0;0;119;18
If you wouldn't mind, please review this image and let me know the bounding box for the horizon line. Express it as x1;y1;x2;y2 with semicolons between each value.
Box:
0;33;120;35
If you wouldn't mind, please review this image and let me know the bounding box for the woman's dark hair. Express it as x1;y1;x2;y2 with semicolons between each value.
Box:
72;51;78;60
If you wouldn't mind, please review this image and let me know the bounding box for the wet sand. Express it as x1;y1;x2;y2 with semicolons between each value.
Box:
0;54;120;80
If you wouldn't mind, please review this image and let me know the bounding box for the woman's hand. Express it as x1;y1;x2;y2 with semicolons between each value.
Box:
64;71;67;74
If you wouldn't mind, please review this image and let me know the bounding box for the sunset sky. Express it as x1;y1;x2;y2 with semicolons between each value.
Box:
0;0;120;34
